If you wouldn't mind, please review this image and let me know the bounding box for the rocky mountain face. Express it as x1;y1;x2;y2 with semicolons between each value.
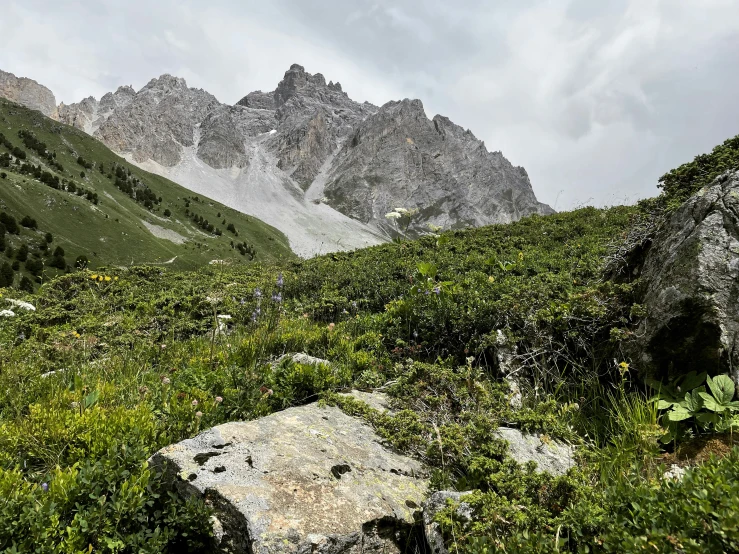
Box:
324;98;551;232
634;170;739;387
0;69;57;118
4;64;552;256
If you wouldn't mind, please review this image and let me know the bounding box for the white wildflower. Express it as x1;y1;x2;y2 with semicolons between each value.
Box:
6;299;35;311
385;212;401;220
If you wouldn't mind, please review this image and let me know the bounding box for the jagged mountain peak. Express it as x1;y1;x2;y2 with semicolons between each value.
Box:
1;65;553;257
236;63;351;112
143;73;188;90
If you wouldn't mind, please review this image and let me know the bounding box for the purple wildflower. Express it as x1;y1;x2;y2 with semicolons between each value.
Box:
433;287;441;295
272;292;282;303
254;288;262;298
413;330;418;340
41;482;49;493
276;273;284;288
251;311;258;323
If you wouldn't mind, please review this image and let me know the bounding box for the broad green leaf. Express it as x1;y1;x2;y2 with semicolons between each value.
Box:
678;371;706;392
656;399;678;410
84;390;100;409
416;261;438;278
695;412;720;427
698;391;726;413
684;387;705;412
667;406;693;421
707;374;735;405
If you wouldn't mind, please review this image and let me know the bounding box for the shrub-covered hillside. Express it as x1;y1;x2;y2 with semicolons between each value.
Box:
2;134;739;552
0;98;292;291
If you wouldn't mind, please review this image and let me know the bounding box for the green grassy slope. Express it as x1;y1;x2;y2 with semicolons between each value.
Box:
0;98;292;288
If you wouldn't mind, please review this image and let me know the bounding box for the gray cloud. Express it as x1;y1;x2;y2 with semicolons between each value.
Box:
1;0;738;209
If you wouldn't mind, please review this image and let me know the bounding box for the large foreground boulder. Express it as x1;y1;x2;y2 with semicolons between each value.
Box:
151;397;428;554
637;171;739;385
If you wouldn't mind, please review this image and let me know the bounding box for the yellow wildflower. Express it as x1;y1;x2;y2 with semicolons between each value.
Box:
104;276;111;282
488;275;495;283
91;274;98;280
98;276;103;282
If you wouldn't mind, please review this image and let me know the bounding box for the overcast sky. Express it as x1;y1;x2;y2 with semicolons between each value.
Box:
2;0;738;209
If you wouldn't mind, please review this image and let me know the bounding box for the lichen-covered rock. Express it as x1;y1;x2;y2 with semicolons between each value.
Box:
0;69;57;117
496;427;574;476
150;399;428;554
636;171;739;386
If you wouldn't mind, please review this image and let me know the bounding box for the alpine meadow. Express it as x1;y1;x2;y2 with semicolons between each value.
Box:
2;8;739;553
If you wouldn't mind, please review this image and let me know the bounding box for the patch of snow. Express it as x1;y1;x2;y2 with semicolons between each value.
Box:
140;221;188;244
268;129;277;135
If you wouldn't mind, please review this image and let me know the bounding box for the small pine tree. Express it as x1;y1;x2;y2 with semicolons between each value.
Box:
19;275;33;293
20;216;37;229
163;209;171;217
0;262;13;288
49;255;66;270
45;232;53;243
16;243;28;262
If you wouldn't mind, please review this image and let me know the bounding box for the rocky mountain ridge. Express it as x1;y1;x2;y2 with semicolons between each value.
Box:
0;69;57;118
2;64;553;256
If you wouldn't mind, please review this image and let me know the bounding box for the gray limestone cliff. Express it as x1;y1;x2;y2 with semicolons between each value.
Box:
324;99;552;233
0;69;57;118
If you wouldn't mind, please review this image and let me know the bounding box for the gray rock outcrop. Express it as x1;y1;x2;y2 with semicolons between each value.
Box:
636;171;739;386
150;399;428;554
96;75;220;166
324;99;553;233
0;69;57;118
496;427;574;476
267;64;376;190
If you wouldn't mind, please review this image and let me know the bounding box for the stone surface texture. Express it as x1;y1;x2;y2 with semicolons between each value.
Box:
0;69;57;118
495;427;574;476
324;100;553;233
150;399;428;554
636;171;739;386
